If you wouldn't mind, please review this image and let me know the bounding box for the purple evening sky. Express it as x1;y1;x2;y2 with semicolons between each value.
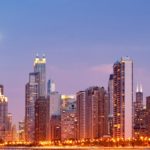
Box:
0;0;150;125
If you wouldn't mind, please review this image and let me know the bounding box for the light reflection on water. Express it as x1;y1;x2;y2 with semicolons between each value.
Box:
0;148;150;150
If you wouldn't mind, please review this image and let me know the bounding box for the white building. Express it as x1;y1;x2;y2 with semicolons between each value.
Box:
49;92;61;117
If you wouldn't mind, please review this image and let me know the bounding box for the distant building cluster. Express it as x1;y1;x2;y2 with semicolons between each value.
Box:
1;55;150;143
0;85;17;142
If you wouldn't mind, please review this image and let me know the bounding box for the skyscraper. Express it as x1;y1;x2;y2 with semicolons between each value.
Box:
76;91;86;140
25;54;47;142
77;86;109;140
0;85;8;141
18;121;25;142
113;57;133;139
47;79;56;95
108;74;114;137
135;84;143;111
61;95;77;141
5;113;13;142
47;79;61;140
133;84;144;138
25;72;40;142
35;96;49;142
108;74;114;117
34;54;46;97
47;79;60;118
146;96;150;136
50;115;61;141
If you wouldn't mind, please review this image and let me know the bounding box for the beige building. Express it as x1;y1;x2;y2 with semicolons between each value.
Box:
77;86;109;140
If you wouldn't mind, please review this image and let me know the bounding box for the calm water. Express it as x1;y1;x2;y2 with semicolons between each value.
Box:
0;147;150;150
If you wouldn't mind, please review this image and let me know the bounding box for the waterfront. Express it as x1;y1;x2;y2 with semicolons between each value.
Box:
1;147;150;150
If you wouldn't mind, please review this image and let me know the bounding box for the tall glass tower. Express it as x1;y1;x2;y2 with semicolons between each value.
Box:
25;54;46;142
34;54;46;97
113;57;133;139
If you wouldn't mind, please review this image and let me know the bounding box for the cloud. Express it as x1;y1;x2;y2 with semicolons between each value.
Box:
90;64;113;74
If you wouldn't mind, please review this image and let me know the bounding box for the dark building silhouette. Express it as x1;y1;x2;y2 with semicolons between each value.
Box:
35;96;49;142
146;96;150;136
50;115;61;141
0;85;4;95
25;72;40;142
133;84;145;138
25;55;47;142
108;74;114;137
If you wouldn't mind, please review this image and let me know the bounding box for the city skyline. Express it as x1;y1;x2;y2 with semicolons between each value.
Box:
0;0;150;126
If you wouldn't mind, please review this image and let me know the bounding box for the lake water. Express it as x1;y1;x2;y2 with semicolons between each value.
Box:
0;147;150;150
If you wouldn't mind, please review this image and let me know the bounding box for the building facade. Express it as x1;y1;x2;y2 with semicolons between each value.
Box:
18;121;25;142
25;54;47;142
50;115;61;141
108;74;114;137
76;91;86;140
61;95;77;141
113;57;133;139
0;85;8;142
146;96;150;136
34;54;46;97
77;86;109;140
35;97;49;142
133;84;144;138
25;72;39;142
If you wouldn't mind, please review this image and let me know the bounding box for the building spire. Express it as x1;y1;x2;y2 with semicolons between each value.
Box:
136;82;143;93
140;83;143;93
136;83;139;92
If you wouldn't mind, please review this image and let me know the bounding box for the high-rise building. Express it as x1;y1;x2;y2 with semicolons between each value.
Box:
61;95;77;141
146;96;150;111
77;86;109;140
47;80;61;118
0;85;8;141
25;54;47;142
133;84;144;138
146;96;150;136
12;124;17;142
47;79;56;95
34;54;46;97
108;74;114;137
25;72;39;142
135;84;143;112
113;57;133;139
5;113;13;142
76;91;86;140
18;121;25;142
108;74;114;116
47;79;61;140
49;92;61;118
50;115;61;141
35;97;49;142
